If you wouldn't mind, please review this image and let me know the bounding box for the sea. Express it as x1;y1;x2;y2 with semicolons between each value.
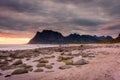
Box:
0;44;59;51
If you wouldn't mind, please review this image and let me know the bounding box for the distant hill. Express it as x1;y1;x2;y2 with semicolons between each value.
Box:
101;34;120;43
29;30;113;44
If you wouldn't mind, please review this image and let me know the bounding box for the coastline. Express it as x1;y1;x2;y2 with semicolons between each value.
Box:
0;44;120;80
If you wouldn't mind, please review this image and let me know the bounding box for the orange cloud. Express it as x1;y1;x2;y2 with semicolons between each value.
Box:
0;31;32;44
0;37;30;44
0;31;33;38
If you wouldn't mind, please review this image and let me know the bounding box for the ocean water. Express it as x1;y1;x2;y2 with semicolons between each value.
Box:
0;44;59;51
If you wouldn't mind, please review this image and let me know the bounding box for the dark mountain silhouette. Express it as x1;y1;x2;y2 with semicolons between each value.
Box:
29;30;113;44
101;34;120;43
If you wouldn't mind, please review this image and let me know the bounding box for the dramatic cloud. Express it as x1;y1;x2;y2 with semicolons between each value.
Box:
0;0;120;39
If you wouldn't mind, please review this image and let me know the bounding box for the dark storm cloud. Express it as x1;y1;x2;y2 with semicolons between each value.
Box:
101;23;120;30
0;16;29;31
0;0;120;37
54;0;94;4
67;19;104;26
0;0;40;12
97;0;120;19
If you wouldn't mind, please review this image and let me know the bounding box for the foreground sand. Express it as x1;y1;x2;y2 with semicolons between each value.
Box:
0;44;120;80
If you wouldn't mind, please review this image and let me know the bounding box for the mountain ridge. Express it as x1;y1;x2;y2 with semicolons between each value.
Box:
101;33;120;43
29;30;113;44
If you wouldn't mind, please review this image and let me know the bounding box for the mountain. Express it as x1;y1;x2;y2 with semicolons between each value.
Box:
29;30;64;44
29;30;113;44
102;34;120;43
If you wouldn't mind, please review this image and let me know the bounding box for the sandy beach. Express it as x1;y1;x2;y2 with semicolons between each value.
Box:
0;44;120;80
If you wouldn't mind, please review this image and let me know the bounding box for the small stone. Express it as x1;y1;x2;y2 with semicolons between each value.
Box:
36;63;46;67
59;65;71;70
73;59;89;65
11;69;28;75
0;73;3;76
38;58;49;63
34;69;44;72
64;60;73;65
5;75;11;77
12;60;23;65
45;65;53;69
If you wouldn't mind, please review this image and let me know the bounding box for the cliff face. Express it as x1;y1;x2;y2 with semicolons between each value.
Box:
29;30;113;44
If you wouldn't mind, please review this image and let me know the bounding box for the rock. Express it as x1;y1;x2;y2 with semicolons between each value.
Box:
44;55;55;59
24;65;32;68
73;59;89;65
36;63;46;67
26;67;33;71
1;65;11;70
59;65;71;70
0;73;3;76
38;58;49;63
80;53;88;57
45;65;53;69
18;64;27;67
5;75;11;77
60;52;64;55
64;60;73;65
57;56;73;62
12;60;23;65
11;69;28;75
0;60;8;65
24;65;33;71
34;69;44;72
51;63;54;65
26;58;30;61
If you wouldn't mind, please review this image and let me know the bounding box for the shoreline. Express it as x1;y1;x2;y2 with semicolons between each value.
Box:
0;44;120;80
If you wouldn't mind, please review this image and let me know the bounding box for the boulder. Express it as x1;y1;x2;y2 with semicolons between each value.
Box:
12;69;28;75
59;65;71;70
34;69;44;72
36;63;46;67
12;60;23;65
73;59;89;65
45;65;53;69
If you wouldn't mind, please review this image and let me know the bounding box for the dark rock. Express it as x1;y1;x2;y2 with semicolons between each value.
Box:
11;69;28;75
5;75;11;77
34;69;44;72
12;60;23;65
59;65;71;70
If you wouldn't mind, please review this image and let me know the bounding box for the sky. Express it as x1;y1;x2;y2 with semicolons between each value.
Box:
0;0;120;44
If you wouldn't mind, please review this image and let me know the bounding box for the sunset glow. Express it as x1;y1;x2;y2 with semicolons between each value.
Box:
0;37;30;44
